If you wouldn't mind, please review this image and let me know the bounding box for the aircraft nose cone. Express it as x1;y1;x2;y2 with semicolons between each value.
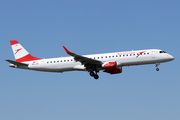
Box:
169;55;175;61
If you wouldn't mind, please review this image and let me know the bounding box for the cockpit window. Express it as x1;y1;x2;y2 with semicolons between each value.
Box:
159;51;166;53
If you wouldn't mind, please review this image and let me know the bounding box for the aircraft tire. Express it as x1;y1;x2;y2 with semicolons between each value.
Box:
90;71;95;76
94;74;99;79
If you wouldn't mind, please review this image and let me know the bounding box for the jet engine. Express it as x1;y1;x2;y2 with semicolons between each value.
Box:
102;62;122;74
102;62;117;70
103;67;122;74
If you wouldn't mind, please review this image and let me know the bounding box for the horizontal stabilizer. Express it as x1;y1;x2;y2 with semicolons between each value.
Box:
5;59;28;66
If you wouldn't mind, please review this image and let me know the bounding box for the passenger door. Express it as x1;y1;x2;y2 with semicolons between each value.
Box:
151;51;156;58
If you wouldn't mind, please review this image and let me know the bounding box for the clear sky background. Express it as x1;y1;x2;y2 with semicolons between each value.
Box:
0;0;180;120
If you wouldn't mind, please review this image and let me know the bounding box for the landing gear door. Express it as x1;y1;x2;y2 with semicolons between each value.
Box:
151;51;155;58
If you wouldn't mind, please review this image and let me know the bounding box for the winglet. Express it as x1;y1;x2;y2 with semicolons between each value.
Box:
63;46;73;54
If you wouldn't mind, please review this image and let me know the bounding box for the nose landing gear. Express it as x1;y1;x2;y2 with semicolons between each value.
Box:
155;63;160;71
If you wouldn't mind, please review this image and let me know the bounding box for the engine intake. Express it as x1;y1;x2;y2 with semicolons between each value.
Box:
102;62;117;70
102;62;122;74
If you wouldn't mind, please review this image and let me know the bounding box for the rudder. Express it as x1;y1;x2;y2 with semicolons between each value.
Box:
10;40;41;62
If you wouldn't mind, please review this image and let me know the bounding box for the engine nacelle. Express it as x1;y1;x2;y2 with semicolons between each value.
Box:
102;62;117;70
104;67;122;74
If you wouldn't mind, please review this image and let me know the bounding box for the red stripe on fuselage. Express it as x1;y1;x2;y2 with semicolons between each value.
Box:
10;40;19;45
16;54;41;62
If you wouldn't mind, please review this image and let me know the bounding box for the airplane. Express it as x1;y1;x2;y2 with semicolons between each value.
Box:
6;40;174;79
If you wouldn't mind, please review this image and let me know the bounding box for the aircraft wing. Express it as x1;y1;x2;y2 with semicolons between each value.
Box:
63;46;102;66
5;59;28;66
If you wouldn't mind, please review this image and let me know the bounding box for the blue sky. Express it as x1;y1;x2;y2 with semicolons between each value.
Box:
1;0;180;120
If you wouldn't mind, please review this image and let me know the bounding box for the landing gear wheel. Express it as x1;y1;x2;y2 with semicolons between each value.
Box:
89;71;95;76
94;74;99;79
89;67;99;80
155;63;160;71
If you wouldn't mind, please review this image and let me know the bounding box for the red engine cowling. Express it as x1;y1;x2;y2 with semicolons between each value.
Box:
102;62;117;70
104;67;122;74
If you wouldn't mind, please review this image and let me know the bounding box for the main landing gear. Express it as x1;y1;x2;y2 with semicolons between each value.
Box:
155;63;160;71
89;70;99;80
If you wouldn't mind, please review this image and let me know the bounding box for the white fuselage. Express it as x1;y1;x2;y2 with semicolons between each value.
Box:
20;49;174;72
